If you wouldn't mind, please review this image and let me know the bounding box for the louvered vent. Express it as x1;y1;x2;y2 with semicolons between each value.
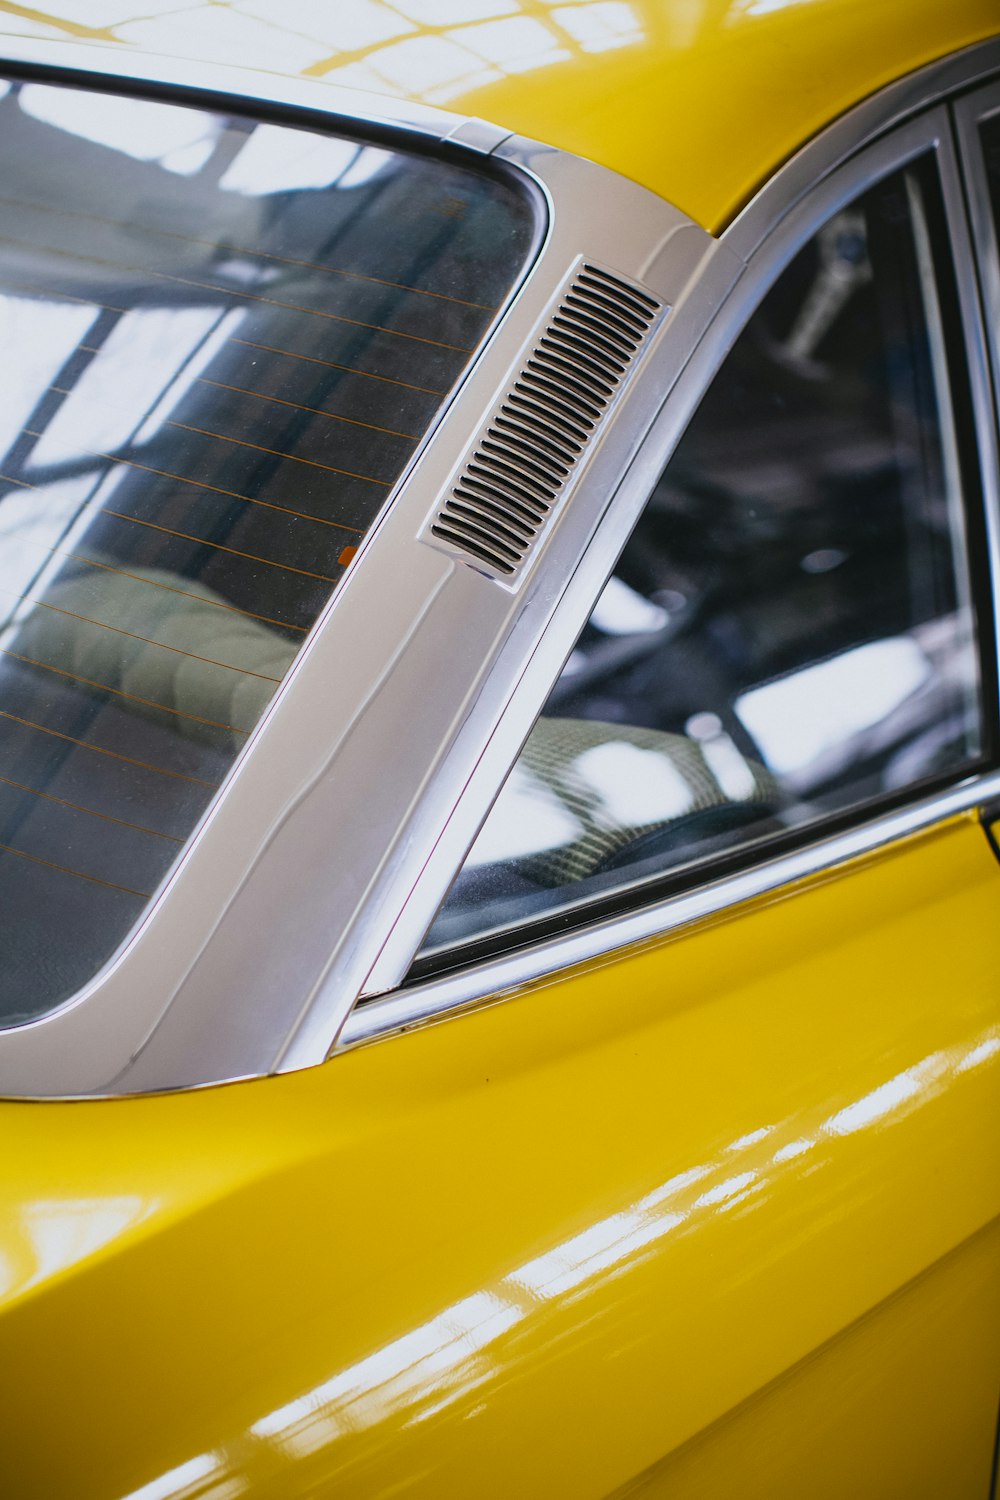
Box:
428;263;662;582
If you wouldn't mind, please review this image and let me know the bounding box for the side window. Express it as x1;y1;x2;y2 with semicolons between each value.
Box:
418;155;987;964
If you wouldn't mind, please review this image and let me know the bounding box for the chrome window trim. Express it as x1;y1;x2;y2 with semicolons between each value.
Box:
347;98;1000;1049
341;769;1000;1050
0;38;994;1095
954;83;1000;473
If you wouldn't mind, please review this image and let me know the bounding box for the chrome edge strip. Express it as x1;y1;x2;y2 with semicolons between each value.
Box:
954;84;1000;702
342;767;1000;1048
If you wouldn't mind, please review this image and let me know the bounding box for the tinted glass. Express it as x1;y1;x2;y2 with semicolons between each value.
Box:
420;159;983;962
0;79;534;1023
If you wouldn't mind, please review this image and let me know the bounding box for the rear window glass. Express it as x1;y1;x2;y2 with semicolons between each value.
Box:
0;79;535;1024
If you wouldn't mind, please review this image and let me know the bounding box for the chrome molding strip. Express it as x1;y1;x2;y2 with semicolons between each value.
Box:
342;767;1000;1048
354;101;1000;1016
954;88;1000;682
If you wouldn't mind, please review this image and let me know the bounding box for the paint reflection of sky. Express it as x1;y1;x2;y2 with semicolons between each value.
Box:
0;1194;153;1302
234;1022;998;1475
15;2;646;107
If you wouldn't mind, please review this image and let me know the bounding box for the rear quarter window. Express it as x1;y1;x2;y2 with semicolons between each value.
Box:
0;78;535;1024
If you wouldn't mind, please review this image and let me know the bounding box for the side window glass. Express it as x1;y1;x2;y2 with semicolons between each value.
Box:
418;156;986;964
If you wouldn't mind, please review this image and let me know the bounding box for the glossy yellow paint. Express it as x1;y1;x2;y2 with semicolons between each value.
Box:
0;1;997;231
1;814;998;1497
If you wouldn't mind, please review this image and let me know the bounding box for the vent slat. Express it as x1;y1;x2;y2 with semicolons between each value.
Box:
522;363;605;422
461;473;550;524
428;262;662;581
431;522;517;574
493;412;581;465
581;263;660;315
509;385;593;443
552;304;634;355
529;350;616;405
450;493;536;543
569;287;650;336
465;459;552;511
563;292;646;348
541;329;624;387
481;435;567;488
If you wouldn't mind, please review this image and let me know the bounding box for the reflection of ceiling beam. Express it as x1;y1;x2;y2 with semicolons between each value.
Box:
0;2;117;42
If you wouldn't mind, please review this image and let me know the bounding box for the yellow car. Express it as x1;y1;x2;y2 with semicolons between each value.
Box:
0;3;998;1496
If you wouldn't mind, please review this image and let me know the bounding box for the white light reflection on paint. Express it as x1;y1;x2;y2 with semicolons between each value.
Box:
246;1025;999;1456
771;1137;814;1164
251;1290;519;1457
691;1171;758;1211
552;1;642;51
822;1053;948;1138
124;1450;246;1500
956;1034;1000;1073
726;1125;774;1153
312;1;643;105
508;1208;685;1301
0;1196;152;1301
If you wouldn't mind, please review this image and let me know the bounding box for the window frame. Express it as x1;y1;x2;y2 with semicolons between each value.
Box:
348;97;1000;1047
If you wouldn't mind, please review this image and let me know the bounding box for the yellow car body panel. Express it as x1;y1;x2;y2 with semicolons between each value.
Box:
1;815;998;1496
0;1;996;231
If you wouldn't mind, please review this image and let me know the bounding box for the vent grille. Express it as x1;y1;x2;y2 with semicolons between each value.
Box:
429;264;662;581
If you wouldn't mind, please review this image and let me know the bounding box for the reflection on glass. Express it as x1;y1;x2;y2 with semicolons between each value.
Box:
19;85;223;173
0;79;535;1024
420;157;983;963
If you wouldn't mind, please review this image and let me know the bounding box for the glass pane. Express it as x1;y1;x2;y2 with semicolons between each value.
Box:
0;79;535;1024
421;158;983;961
